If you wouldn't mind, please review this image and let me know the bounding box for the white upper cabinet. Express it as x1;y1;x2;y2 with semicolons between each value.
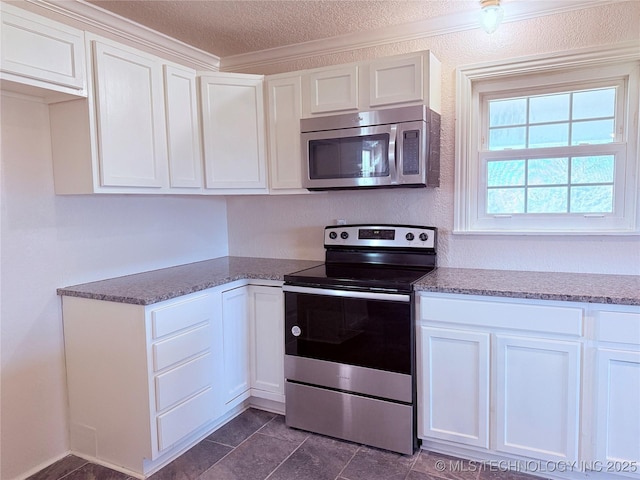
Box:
0;3;86;100
300;51;441;118
164;65;203;189
51;34;205;194
200;73;268;193
265;74;305;191
92;39;168;188
366;51;441;111
306;65;359;115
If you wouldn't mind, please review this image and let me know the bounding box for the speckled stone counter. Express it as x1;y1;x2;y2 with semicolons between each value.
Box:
57;256;321;305
414;267;640;306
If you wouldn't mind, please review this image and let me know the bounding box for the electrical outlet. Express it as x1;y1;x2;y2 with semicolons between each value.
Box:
336;219;347;225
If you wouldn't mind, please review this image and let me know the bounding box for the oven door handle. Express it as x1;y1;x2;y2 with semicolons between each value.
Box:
282;285;410;302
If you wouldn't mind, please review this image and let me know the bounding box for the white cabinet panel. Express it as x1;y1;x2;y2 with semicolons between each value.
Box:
152;293;211;338
418;326;490;448
93;40;167;188
308;65;358;114
153;323;211;371
369;55;423;108
249;285;285;400
595;348;640;468
164;64;202;188
495;335;581;462
222;286;250;404
155;353;213;411
156;387;216;451
266;75;303;191
200;73;267;191
0;3;86;96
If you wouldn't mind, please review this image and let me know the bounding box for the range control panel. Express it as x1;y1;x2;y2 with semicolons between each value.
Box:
324;224;436;250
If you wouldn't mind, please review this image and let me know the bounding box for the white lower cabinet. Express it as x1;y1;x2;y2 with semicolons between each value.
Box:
418;293;583;468
495;335;580;462
591;308;640;476
63;290;223;476
62;280;286;477
249;285;285;401
221;286;251;406
418;326;490;448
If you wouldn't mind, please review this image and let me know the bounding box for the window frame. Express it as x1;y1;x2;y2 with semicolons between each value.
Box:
454;43;640;235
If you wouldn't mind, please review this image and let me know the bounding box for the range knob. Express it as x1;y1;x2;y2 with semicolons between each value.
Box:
419;232;429;241
329;231;338;240
405;232;415;241
340;231;349;240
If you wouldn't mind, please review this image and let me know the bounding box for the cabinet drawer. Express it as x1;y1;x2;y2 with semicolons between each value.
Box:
420;295;583;336
595;310;640;344
155;353;212;411
157;387;215;451
153;323;211;371
151;294;211;339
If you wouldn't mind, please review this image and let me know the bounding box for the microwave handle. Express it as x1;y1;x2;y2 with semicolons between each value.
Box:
388;124;398;184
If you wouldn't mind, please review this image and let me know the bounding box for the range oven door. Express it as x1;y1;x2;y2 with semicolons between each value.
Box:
282;284;417;454
283;285;414;401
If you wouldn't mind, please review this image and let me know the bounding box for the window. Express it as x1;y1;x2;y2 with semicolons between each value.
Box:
455;44;639;234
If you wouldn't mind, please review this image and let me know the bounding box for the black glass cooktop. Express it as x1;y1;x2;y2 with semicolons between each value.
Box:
284;263;434;293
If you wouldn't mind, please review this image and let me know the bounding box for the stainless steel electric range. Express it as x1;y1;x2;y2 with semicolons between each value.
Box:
283;224;437;455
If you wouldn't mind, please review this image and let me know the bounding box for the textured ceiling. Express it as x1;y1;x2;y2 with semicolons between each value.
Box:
86;0;477;58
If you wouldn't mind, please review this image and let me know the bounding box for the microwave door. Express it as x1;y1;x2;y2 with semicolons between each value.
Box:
303;125;397;190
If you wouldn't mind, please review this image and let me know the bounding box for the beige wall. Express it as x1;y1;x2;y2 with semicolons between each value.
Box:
0;93;229;480
227;2;640;274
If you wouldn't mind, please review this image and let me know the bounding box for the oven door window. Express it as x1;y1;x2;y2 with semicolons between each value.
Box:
285;292;411;374
308;133;389;180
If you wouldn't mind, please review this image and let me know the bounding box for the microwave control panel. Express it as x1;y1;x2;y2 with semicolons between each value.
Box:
402;130;420;175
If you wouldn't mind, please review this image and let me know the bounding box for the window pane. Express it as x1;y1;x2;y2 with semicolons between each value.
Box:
571;155;615;184
528;186;568;213
489;127;526;150
489;98;526;127
573;88;616;120
487;188;525;214
528;158;568;185
570;185;614;213
572;119;615;145
488;160;525;186
529;93;570;124
529;123;569;148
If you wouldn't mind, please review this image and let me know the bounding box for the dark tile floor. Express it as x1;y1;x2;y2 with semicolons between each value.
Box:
28;409;545;480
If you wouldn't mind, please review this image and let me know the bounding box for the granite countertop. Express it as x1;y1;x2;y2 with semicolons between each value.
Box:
58;257;640;307
57;256;321;305
414;267;640;306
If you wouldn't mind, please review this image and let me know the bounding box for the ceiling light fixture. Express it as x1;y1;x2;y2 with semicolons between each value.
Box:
479;0;504;34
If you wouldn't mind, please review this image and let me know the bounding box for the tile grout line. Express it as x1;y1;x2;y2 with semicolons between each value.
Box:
54;459;89;480
333;444;363;480
262;435;311;480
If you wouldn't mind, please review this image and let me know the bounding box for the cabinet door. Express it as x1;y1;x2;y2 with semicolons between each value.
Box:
164;64;202;189
495;335;581;462
0;4;86;93
595;348;640;468
249;285;284;400
307;65;358;114
221;286;250;404
92;40;167;188
266;75;303;190
200;73;267;191
368;54;423;108
418;326;490;448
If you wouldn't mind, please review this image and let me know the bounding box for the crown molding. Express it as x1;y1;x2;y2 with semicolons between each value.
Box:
221;0;630;72
20;0;220;71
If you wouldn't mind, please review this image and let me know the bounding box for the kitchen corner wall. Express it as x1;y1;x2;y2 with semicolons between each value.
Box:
0;93;228;480
227;1;640;275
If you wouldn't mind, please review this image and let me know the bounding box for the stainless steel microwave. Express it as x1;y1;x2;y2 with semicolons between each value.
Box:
301;105;440;191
